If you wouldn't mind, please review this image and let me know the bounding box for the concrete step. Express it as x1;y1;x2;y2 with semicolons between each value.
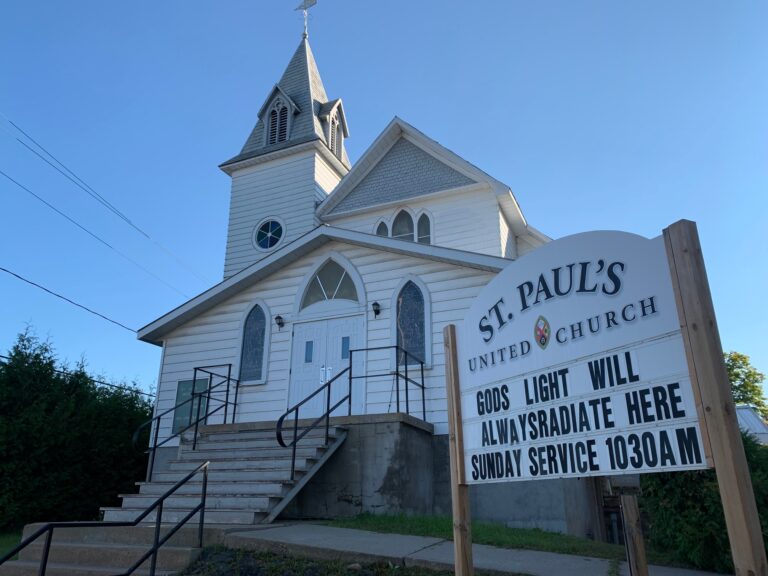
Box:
0;560;175;576
20;524;220;548
168;457;313;472
152;468;300;482
18;542;198;570
181;435;331;451
117;494;273;510
194;426;344;443
101;507;264;524
136;480;287;497
176;445;321;460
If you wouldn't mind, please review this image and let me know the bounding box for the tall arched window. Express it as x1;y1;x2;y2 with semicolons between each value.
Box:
417;214;431;244
240;304;267;382
267;99;288;145
375;221;389;237
396;281;425;365
392;210;415;242
301;260;359;309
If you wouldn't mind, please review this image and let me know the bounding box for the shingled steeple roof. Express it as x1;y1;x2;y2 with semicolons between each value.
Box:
220;36;350;169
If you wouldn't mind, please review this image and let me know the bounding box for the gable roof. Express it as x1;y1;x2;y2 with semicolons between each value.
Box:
315;117;529;236
329;138;474;214
220;37;350;170
137;226;508;345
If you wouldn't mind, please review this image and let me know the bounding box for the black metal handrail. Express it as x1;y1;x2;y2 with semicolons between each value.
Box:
276;367;351;480
275;345;426;480
0;461;210;576
133;364;239;479
349;345;426;421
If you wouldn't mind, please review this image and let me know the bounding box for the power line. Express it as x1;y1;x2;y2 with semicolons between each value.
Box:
0;265;137;333
0;354;155;398
0;168;190;298
0;112;211;284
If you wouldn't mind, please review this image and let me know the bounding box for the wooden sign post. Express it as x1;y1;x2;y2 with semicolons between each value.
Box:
444;324;474;576
664;220;767;576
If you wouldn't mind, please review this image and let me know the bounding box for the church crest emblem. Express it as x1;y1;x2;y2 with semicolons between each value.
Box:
534;316;551;350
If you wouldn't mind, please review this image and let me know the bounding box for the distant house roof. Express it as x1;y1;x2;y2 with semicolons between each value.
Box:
737;405;768;444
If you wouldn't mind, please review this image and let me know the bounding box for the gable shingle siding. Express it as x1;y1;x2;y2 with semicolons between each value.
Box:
329;139;474;214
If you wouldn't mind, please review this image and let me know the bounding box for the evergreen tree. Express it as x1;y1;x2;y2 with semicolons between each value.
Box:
0;330;152;530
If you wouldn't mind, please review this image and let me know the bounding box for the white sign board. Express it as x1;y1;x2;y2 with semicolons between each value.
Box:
458;231;708;484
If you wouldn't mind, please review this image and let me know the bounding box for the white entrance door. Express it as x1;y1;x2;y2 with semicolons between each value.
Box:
289;315;365;418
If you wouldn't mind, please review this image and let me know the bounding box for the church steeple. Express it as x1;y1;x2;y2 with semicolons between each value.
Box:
219;36;350;279
220;36;350;171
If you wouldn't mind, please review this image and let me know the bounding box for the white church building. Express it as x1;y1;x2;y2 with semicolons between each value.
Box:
135;34;604;537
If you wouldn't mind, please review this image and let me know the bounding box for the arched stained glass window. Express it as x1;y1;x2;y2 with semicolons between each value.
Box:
301;260;359;309
240;304;267;381
396;281;425;365
417;214;431;244
376;222;389;237
392;211;414;241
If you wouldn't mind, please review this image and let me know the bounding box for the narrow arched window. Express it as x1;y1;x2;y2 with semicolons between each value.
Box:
376;222;389;237
396;281;425;365
417;214;431;244
268;99;288;145
392;211;414;242
240;304;267;381
301;260;359;309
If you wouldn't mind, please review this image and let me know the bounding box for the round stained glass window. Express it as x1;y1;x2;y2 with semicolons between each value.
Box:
254;219;284;250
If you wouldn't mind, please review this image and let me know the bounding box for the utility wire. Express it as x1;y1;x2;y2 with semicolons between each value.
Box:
0;353;155;398
0;112;211;284
0;265;136;333
0;169;189;298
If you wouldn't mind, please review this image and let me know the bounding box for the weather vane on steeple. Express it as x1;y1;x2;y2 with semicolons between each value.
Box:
295;0;317;38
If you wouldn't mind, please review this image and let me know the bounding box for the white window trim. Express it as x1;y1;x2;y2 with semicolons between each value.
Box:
293;250;367;318
263;97;292;146
390;207;417;242
252;216;286;252
373;217;390;237
415;209;434;245
390;274;432;369
235;299;272;386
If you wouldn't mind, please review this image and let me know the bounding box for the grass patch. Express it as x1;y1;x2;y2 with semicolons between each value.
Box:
179;548;523;576
329;514;626;561
0;532;21;559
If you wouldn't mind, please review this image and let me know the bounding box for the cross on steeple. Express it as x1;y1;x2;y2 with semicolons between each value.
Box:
295;0;317;38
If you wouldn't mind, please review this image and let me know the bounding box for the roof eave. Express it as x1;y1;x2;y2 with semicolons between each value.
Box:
137;226;507;344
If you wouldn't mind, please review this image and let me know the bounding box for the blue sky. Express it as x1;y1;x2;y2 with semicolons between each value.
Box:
1;0;766;394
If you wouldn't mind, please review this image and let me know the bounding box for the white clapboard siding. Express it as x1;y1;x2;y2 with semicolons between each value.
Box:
223;150;331;279
327;187;503;257
154;240;495;444
500;211;517;258
314;155;341;203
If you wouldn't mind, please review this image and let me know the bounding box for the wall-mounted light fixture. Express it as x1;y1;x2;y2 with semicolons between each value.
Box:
274;315;285;329
372;302;381;317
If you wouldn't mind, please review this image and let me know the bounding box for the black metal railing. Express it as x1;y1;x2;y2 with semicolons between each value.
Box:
0;461;210;576
133;364;239;479
276;367;351;480
276;345;426;480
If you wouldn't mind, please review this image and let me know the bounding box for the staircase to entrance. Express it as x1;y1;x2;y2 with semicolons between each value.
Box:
0;346;428;575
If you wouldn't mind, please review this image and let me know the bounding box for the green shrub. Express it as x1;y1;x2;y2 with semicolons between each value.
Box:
0;331;153;530
641;432;768;573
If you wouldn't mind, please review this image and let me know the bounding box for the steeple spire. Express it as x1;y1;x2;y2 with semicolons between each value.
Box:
220;33;350;171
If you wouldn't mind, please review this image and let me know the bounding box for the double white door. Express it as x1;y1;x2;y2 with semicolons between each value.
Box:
289;315;364;417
